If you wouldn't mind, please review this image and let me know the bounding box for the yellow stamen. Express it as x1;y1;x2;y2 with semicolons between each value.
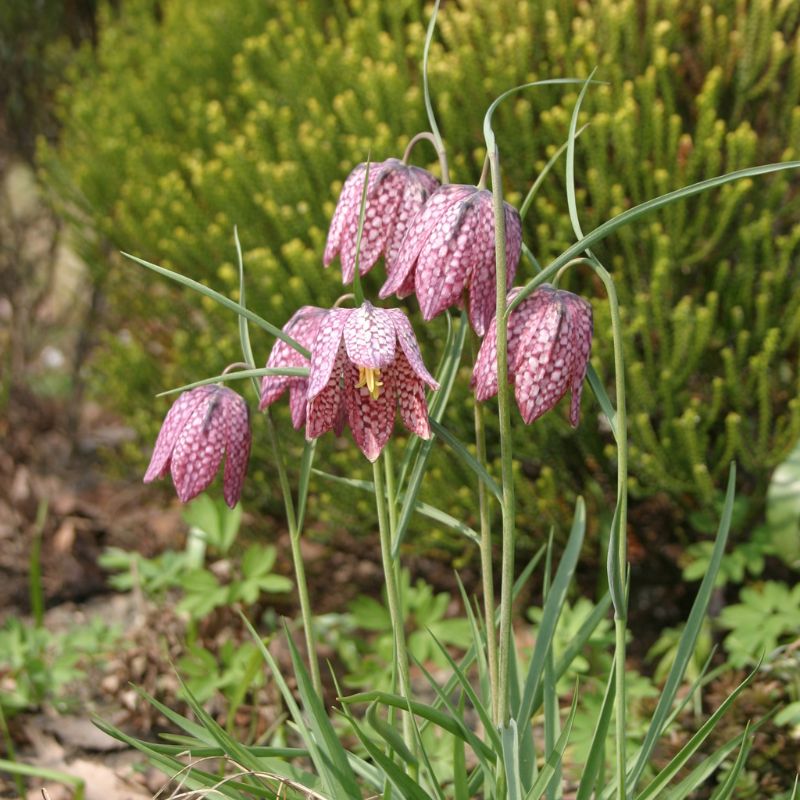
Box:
356;366;383;400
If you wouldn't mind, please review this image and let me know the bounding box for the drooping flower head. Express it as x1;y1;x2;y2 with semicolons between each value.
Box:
471;285;593;426
259;305;326;429
306;301;439;461
324;158;440;284
379;184;522;336
144;384;251;507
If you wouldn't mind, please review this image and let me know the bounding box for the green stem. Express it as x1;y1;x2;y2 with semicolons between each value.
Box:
372;458;414;752
472;336;499;724
591;263;629;799
488;147;516;727
265;412;322;697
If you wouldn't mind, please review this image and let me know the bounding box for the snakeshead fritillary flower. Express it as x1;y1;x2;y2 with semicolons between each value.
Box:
471;285;593;426
379;184;522;337
324;158;439;284
144;385;251;508
259;305;326;429
306;301;439;461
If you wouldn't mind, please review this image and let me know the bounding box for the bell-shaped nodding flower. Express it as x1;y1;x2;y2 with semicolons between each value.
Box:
471;285;593;426
143;385;251;508
259;305;327;429
324;158;440;284
379;184;523;337
306;301;439;462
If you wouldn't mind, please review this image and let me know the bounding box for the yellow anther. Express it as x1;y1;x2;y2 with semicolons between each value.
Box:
356;366;383;400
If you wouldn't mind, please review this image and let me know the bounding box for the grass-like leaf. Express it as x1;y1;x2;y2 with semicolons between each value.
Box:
517;497;586;778
296;438;317;533
122;251;309;357
156;366;308;397
625;463;738;794
501;719;523;800
366;700;417;768
576;659;616;800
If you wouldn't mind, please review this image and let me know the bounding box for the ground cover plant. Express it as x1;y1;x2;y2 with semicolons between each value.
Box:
69;3;800;797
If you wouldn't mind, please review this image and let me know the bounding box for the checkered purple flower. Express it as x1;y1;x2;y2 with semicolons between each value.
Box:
259;305;326;429
471;285;593;426
379;184;522;336
306;301;439;461
144;385;251;507
324;158;439;284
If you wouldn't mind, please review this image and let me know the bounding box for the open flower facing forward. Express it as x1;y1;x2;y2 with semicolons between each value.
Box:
306;301;439;461
472;285;593;426
144;385;251;507
259;305;327;429
379;184;522;336
324;158;439;284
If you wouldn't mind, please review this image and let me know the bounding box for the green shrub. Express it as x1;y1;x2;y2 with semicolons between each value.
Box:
41;0;800;545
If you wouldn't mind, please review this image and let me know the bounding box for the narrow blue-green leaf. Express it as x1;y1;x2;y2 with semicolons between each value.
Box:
234;225;261;394
239;614;339;796
366;701;417;768
454;575;491;704
156;366;308;397
0;760;85;800
342;690;495;763
519;124;590;222
483;79;604;153
430;419;503;502
453;694;469;800
131;686;213;744
406;702;447;800
348;716;432;800
312;469;481;544
675;724;750;800
627;464;738;793
122;251;310;357
518;498;586;751
509;162;800;314
296;438;317;533
524;691;579;800
281;620;361;798
542;532;561;800
606;504;626;617
501;719;523;800
425;632;502;755
634;664;760;800
587;363;617;436
149;740;307;759
565;71;597;244
576;660;617;800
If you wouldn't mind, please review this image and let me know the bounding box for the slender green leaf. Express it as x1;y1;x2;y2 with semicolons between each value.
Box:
586;364;617;436
627;464;738;793
234;225;261;398
565;70;597;244
156;366;307;397
524;692;579;800
296;438;317;532
502;719;523;800
634;664;760;800
366;701;417;768
430;419;503;502
675;724;750;800
509;163;800;314
453;694;469;800
518;498;586;768
576;660;616;800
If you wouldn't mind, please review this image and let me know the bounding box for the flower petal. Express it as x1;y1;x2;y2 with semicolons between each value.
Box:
170;388;228;503
393;352;432;439
222;392;251;508
288;381;309;430
385;166;439;270
386;308;438;389
144;386;213;483
344;361;397;461
307;308;350;399
307;341;346;439
324;164;367;269
343;302;396;369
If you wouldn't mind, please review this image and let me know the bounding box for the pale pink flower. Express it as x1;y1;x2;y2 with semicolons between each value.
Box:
306;301;439;461
144;385;251;507
324;158;439;283
379;184;522;336
259;305;326;429
471;285;593;426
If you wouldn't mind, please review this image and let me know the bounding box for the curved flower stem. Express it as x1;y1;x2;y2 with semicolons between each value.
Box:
488;146;516;727
421;0;450;184
372;457;414;752
402;131;450;184
471;333;499;723
265;411;322;697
